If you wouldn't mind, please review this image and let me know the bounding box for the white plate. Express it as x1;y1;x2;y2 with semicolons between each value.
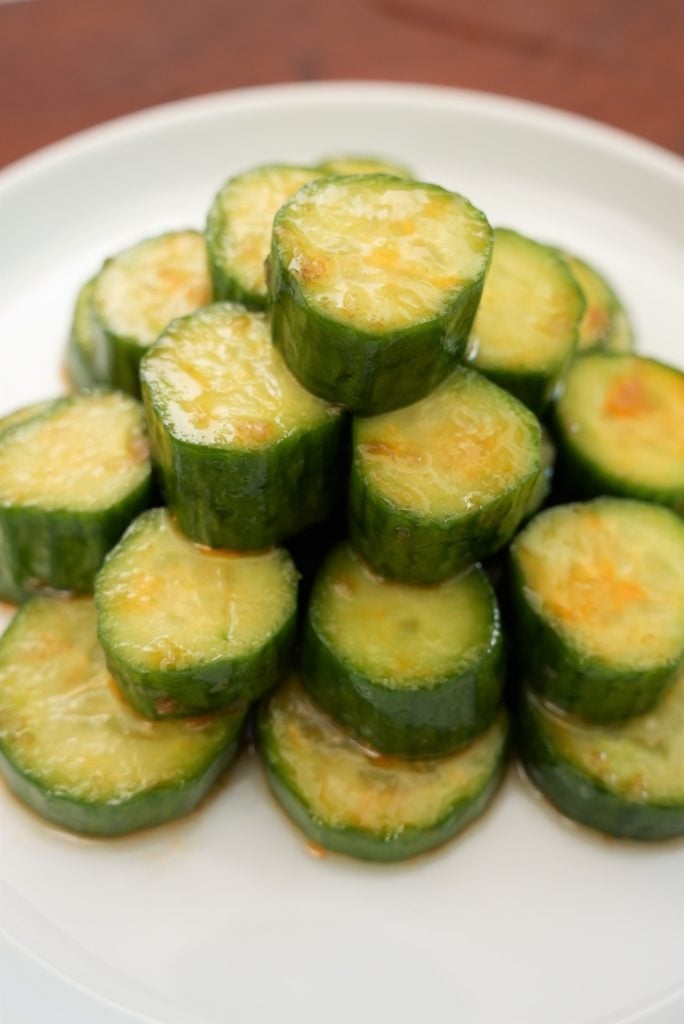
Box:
1;83;683;1024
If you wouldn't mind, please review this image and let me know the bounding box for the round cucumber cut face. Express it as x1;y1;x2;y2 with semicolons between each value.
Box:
206;164;321;307
470;228;584;411
350;366;540;582
560;252;630;353
0;392;152;599
96;509;298;717
317;155;412;178
511;499;684;720
554;354;684;511
94;230;211;349
302;545;503;756
142;302;344;548
270;175;492;414
521;670;684;839
0;598;245;835
258;676;509;861
0;392;149;512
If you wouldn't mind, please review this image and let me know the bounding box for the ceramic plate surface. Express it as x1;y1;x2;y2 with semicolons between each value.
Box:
0;82;683;1024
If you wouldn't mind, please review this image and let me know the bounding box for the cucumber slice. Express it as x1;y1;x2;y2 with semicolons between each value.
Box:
92;230;212;396
552;353;684;513
141;302;344;549
0;392;152;601
317;156;412;178
96;508;298;718
523;426;555;521
520;671;684;840
349;366;541;583
270;174;492;414
258;675;509;861
206;164;321;309
0;598;245;836
302;544;503;756
66;278;108;390
510;499;684;721
470;228;584;412
560;252;634;354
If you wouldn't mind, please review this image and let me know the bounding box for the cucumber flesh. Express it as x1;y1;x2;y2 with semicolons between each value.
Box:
0;598;245;835
553;353;684;512
96;508;298;717
258;675;509;861
520;668;684;839
511;499;684;720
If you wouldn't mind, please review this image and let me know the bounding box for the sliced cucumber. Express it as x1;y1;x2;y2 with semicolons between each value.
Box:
258;675;509;861
66;278;108;390
523;426;555;521
560;252;634;354
349;366;541;583
552;353;684;513
0;598;245;836
302;544;503;757
470;228;584;412
206;164;321;309
520;670;684;840
96;509;298;718
270;174;492;414
510;499;684;721
92;230;212;396
0;392;152;601
317;155;412;178
141;302;344;549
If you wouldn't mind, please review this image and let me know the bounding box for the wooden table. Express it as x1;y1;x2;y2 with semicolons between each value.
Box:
1;0;682;168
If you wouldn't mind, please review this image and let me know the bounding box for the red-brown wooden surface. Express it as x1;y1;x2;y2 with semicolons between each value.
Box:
1;0;682;168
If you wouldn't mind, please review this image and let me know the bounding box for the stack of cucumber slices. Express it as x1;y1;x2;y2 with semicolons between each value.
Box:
1;154;683;859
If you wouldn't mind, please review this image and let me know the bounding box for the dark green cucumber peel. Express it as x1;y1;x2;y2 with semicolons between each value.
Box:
142;303;346;550
257;679;510;862
66;278;109;390
96;510;299;719
519;686;684;840
269;175;492;415
0;599;246;836
349;370;541;583
301;551;504;757
509;500;684;722
0;395;153;601
551;354;684;514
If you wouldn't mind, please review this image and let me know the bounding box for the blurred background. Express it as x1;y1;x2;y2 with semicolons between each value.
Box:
1;0;682;167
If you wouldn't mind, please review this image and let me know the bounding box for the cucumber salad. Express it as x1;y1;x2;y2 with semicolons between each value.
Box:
1;155;683;859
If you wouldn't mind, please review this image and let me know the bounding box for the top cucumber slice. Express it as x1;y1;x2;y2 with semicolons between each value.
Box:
92;230;212;396
552;353;684;513
511;499;684;721
317;155;412;178
302;544;503;757
206;164;321;309
270;174;493;414
141;302;345;549
349;365;541;582
0;597;245;836
0;392;152;601
470;228;584;412
258;675;509;862
560;252;634;353
96;508;298;718
520;668;684;840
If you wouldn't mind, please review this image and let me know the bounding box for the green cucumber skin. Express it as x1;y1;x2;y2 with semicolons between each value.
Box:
519;693;684;840
98;612;297;720
349;456;538;584
270;240;489;415
143;383;347;549
301;591;504;758
509;550;682;722
474;362;569;417
66;278;110;391
66;336;101;391
91;311;144;398
0;716;244;837
205;222;268;310
257;705;510;862
0;478;153;602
